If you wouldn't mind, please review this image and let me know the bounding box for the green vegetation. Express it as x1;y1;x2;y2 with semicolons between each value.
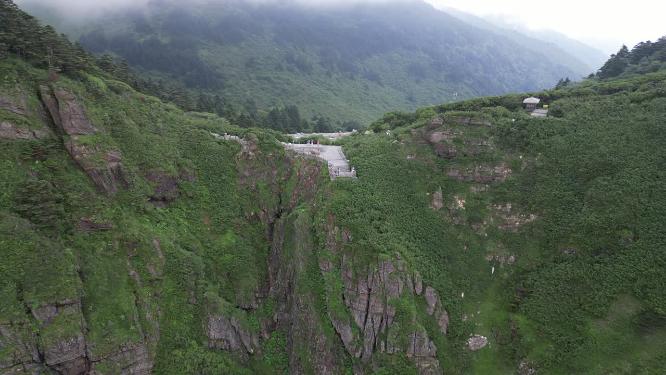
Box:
336;64;666;373
28;0;589;126
597;38;666;79
1;2;665;372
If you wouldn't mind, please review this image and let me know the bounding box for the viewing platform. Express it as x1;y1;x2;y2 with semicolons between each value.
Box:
283;143;357;180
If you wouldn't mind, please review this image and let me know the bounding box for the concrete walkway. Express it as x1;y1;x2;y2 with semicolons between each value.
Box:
289;131;355;141
283;143;356;179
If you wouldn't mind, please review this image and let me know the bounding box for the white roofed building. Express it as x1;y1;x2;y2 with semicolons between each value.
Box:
523;97;540;111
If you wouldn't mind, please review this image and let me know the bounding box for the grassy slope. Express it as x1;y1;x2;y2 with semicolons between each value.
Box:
0;57;296;373
326;70;666;373
2;53;665;374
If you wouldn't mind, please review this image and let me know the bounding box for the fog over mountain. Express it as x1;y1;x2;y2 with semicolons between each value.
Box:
16;0;602;126
16;0;412;16
2;1;666;374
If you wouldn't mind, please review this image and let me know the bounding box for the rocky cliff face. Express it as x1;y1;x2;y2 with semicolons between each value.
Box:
39;85;129;195
317;215;449;375
1;67;455;375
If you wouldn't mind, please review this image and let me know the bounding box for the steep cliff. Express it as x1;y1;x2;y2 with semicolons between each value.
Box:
2;37;666;374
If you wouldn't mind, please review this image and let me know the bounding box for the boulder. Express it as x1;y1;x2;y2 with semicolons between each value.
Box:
467;335;488;351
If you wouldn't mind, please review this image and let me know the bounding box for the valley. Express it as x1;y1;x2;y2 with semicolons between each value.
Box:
1;0;666;374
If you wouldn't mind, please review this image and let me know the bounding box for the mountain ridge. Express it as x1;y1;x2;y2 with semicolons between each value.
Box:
19;0;589;125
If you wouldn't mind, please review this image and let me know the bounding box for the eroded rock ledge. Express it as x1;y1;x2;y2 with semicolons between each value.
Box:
320;216;449;375
39;85;129;195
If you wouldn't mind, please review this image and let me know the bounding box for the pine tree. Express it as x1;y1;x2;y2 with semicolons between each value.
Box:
597;45;630;79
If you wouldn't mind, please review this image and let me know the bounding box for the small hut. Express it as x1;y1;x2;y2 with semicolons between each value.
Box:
523;97;540;112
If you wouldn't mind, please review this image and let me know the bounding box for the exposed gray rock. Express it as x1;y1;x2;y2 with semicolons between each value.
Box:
51;89;97;135
329;316;360;358
43;334;88;375
424;287;439;316
30;300;89;375
423;287;449;335
64;141;129;194
430;189;443;211
0;121;49;140
467;335;488;351
492;203;537;231
337;254;445;374
31;299;80;325
433;142;458;159
0;95;28;116
518;359;537;375
207;314;259;356
145;170;195;207
0;323;43;374
76;217;114;232
447;163;511;183
485;253;517;266
90;342;153;375
40;85;129;195
407;329;441;375
413;271;423;296
446;116;492;127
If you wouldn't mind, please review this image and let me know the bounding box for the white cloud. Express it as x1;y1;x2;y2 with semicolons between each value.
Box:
15;0;665;53
427;0;665;53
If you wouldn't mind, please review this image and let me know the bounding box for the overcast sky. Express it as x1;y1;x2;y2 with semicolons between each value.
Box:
16;0;665;54
428;0;665;53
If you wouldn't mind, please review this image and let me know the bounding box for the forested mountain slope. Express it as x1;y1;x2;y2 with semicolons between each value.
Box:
443;7;608;73
2;1;666;373
19;0;590;125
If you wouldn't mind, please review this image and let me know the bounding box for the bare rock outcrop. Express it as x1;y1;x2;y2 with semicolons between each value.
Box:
332;255;446;374
0;121;50;140
445;115;492;127
467;335;488;351
206;314;259;356
50;88;98;135
0;323;43;374
432;142;458;159
145;170;195;207
76;217;114;232
90;342;152;375
406;328;441;375
39;85;129;194
0;95;28;116
424;287;450;335
447;163;511;183
430;188;443;211
31;300;89;375
318;214;449;374
267;210;344;375
64;142;129;194
492;203;537;231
